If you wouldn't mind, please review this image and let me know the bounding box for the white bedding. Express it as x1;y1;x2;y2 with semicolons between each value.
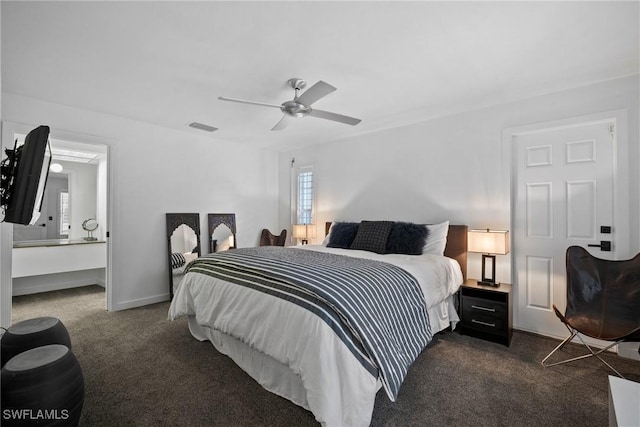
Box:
169;245;463;426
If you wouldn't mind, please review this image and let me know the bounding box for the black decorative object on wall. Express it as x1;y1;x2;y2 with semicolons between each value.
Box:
0;125;52;225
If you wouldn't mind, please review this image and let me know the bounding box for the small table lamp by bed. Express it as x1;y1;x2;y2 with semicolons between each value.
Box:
293;224;316;245
467;229;509;287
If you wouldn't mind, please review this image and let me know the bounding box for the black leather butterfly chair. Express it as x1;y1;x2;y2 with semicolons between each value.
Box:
259;229;287;247
541;246;640;378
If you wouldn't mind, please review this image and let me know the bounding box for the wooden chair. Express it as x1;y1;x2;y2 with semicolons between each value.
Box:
260;229;287;246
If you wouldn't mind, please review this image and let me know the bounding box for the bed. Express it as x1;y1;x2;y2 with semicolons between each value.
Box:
169;221;467;426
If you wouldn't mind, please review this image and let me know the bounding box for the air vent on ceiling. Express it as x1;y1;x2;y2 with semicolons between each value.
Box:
189;122;218;132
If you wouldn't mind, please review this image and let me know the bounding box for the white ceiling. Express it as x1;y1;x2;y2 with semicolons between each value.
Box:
2;1;638;151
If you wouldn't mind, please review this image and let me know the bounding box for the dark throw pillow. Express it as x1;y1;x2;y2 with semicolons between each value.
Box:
350;221;394;254
327;222;360;249
386;222;429;255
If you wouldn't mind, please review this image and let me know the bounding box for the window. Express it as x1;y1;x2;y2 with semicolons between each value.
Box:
296;167;314;225
59;191;69;237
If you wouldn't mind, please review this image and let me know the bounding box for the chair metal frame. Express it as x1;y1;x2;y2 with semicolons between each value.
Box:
541;308;627;378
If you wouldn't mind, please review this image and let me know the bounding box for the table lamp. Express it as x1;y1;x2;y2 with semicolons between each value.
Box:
293;224;316;245
467;229;509;287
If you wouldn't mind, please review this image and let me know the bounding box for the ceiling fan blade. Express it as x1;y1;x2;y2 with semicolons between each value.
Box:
218;96;282;109
309;109;361;126
271;115;292;131
296;81;336;106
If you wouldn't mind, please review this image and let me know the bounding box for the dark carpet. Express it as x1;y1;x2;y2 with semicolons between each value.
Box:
11;285;640;427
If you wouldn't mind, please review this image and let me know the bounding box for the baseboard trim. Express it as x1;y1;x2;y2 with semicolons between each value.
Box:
112;293;168;311
12;280;100;296
617;342;640;361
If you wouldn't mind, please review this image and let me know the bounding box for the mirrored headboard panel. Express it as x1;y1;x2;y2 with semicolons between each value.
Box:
166;213;201;300
208;213;237;253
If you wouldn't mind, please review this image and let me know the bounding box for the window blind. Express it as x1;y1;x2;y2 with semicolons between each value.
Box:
297;168;313;225
60;191;69;237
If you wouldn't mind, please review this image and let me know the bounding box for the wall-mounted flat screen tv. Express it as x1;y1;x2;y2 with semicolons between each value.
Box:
1;125;52;225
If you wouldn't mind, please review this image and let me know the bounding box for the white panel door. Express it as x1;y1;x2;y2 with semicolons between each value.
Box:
514;121;614;338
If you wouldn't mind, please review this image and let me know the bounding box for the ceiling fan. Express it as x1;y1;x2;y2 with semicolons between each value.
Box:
218;78;361;131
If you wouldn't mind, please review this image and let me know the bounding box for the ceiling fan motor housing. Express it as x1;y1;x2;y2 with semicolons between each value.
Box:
281;100;311;117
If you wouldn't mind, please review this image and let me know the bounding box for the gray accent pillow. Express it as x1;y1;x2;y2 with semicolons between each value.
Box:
350;221;394;254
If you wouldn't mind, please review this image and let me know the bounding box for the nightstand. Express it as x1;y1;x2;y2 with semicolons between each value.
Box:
459;279;512;346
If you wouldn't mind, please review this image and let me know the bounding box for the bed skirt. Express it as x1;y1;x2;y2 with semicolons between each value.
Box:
184;293;459;426
188;316;314;412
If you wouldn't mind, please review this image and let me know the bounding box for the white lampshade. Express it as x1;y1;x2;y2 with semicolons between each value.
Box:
467;229;509;255
293;224;316;239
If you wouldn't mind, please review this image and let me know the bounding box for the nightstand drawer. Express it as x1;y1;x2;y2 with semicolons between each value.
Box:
462;296;507;320
462;308;507;334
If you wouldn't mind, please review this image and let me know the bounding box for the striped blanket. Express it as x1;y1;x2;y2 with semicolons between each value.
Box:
185;246;432;400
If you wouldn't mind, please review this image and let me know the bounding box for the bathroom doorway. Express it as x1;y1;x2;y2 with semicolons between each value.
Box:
2;122;111;323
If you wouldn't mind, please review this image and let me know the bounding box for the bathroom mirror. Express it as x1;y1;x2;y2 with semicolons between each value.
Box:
13;173;69;242
166;213;201;300
208;213;236;253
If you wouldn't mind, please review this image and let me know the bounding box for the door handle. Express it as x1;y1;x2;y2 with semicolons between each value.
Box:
588;241;611;251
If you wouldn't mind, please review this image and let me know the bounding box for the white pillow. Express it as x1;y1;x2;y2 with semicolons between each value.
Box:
183;252;199;263
423;221;450;256
321;222;335;246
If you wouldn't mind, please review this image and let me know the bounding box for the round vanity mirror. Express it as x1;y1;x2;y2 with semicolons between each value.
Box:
82;218;99;241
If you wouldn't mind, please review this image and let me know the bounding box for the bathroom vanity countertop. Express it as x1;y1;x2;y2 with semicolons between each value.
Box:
13;239;106;248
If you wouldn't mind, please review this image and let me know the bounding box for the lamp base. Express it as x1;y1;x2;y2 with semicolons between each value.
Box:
477;280;501;288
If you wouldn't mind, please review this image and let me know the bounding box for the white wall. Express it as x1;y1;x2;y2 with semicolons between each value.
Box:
278;76;640;283
0;93;279;322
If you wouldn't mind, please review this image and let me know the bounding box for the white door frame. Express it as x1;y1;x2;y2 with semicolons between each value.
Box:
0;121;114;328
502;109;630;337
